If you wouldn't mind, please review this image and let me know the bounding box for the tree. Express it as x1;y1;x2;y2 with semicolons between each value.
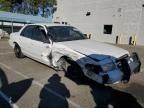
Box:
0;0;11;11
48;0;57;6
31;0;39;15
41;0;57;17
0;0;57;18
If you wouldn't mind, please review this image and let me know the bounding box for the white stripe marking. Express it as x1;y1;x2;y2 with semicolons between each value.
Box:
0;62;81;108
0;52;14;55
13;104;19;108
141;68;144;72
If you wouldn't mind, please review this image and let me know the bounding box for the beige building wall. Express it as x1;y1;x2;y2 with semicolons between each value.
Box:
54;0;144;45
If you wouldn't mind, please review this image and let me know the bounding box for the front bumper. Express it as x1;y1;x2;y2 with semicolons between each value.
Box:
116;52;141;82
85;52;141;84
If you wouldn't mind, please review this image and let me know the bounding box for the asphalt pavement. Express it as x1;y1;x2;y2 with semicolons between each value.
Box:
0;39;144;108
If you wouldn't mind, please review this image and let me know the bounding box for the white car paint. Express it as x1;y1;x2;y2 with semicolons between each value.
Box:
58;39;129;59
9;23;141;84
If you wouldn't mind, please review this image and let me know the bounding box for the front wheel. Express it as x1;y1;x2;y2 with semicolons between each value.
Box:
57;57;84;78
14;44;25;58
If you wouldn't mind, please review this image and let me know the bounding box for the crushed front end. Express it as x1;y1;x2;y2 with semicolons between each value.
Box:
84;52;141;84
116;52;141;83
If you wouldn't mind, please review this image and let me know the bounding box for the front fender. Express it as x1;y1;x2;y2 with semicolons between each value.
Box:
51;46;98;71
52;48;82;67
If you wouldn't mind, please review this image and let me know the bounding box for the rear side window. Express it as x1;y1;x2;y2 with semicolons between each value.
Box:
20;26;34;38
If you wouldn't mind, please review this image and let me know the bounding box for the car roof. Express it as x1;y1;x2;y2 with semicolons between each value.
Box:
26;23;71;27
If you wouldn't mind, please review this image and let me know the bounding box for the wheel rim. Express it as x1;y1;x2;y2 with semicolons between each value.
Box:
14;46;20;57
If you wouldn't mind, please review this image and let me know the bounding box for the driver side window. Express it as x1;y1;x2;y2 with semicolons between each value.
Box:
31;26;46;42
69;29;82;39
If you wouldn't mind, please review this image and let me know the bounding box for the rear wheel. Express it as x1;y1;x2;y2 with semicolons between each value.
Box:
14;44;25;58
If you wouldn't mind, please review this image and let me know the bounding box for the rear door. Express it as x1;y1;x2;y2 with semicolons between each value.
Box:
30;25;52;65
19;25;34;56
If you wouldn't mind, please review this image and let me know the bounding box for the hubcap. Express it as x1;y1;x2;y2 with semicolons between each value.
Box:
15;46;20;57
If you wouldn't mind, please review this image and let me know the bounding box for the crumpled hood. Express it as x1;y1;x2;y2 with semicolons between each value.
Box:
59;39;129;60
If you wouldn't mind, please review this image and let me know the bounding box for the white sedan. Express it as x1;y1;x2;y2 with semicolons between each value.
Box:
9;23;141;84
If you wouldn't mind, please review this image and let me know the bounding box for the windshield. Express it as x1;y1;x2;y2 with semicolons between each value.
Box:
46;26;87;42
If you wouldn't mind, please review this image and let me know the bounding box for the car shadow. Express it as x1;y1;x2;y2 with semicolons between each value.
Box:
0;68;33;103
38;74;70;108
66;73;143;108
90;83;143;108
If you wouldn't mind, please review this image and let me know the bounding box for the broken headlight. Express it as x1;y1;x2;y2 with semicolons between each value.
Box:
85;64;102;74
101;62;115;72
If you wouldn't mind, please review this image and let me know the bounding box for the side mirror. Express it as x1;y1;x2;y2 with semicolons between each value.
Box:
41;31;50;44
40;29;47;37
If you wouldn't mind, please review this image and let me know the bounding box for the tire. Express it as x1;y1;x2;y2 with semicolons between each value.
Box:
57;57;70;71
57;57;84;78
0;68;8;89
14;44;25;58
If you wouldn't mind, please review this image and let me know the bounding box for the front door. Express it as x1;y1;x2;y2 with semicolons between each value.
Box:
30;26;52;66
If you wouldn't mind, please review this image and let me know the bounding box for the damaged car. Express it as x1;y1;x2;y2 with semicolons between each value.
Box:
9;23;141;84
